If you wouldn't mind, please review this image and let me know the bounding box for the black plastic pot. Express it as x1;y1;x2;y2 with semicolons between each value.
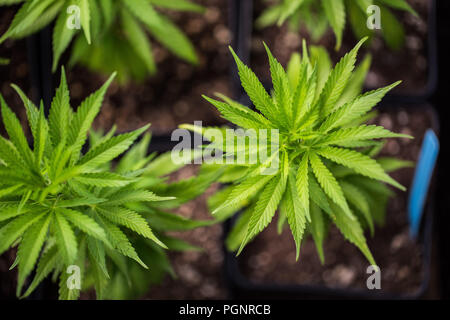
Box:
229;0;438;105
222;102;441;300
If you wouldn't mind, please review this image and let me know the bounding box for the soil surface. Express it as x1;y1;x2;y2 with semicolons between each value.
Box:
250;0;431;95
143;165;228;300
65;0;232;135
237;107;435;296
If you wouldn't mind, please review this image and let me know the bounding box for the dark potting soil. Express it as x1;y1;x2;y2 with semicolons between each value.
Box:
237;107;434;296
65;0;232;135
143;165;227;300
250;0;430;95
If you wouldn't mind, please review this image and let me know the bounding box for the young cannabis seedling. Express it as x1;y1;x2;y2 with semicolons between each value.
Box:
87;130;220;299
0;0;204;82
257;0;418;50
0;68;181;299
186;38;413;264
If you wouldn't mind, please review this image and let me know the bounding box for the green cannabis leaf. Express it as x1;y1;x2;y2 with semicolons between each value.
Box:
257;0;418;50
186;39;413;265
0;0;204;82
86;130;220;299
0;67;205;300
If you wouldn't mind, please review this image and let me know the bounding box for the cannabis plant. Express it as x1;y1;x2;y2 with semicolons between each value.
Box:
86;129;220;299
257;0;418;50
0;68;189;299
185;39;413;265
0;0;204;82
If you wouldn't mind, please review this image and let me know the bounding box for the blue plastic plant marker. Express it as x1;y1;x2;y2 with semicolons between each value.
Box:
408;129;439;239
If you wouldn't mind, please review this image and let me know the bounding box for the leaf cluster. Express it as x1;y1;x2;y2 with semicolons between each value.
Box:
0;68;215;299
88;130;220;299
187;39;413;264
257;0;418;50
0;0;204;82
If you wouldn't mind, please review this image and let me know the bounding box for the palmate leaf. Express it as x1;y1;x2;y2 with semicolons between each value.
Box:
198;40;411;264
97;216;147;269
53;212;78;265
238;173;286;254
0;135;27;170
77;125;150;170
34;107;48;167
145;209;214;232
213;175;274;215
321;0;345;50
121;0;161;29
256;0;416;50
377;157;414;172
340;180;374;235
0;211;46;255
87;237;109;279
282;171;307;260
104;189;172;205
290;56;317;125
309;152;352;219
330;202;376;266
0;73;188;300
264;42;292;128
52;6;77;72
202;95;273;130
320;81;401;132
1;96;34;168
296;153;310;221
380;5;405;51
56;197;106;208
229;47;279;125
49;67;71;146
10;84;39;141
96;206;165;248
13;1;63;40
22;246;59;299
78;0;91;44
121;9;156;75
74;172;135;187
309;201;326;264
59;208;109;245
317;124;412;147
0;0;54;43
2;0;203;80
17;213;51;295
58;237;86;300
317;147;406;190
0;186;23;202
278;0;306;25
317;38;365;116
68;73;116;164
149;0;205;13
377;0;418;16
309;173;334;218
146;12;198;65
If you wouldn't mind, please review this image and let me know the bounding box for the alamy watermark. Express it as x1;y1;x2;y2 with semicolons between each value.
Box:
366;265;381;290
66;265;81;290
367;5;382;30
66;5;81;30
